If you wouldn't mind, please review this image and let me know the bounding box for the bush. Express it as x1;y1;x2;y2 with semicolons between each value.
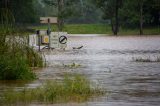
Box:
0;27;43;80
0;54;36;80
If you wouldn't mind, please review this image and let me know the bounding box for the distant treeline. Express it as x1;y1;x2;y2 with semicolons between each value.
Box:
0;0;159;33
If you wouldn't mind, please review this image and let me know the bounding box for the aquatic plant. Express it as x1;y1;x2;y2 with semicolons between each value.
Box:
63;62;81;68
0;7;44;80
0;33;45;80
0;27;45;80
1;74;105;105
0;55;36;80
132;57;152;62
132;56;160;62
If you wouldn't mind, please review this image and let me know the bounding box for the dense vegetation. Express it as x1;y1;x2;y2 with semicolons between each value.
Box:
0;0;43;80
0;26;44;80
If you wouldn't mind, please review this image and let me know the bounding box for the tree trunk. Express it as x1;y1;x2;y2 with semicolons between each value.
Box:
140;0;143;35
111;18;116;35
115;0;119;35
57;0;64;31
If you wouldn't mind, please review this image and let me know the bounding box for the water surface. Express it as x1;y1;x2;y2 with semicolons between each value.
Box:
1;35;160;106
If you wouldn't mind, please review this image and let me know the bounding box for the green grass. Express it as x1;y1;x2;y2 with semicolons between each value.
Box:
63;24;111;34
30;24;160;35
0;74;105;105
31;24;112;34
119;27;160;35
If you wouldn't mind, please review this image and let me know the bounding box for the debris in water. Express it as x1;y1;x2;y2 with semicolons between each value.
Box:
63;62;81;68
73;46;84;50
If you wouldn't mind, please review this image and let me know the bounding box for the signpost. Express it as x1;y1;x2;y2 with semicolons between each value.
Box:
40;17;58;24
50;32;59;48
40;17;58;49
28;17;68;51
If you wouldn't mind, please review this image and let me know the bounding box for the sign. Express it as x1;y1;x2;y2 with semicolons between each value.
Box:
42;36;49;44
40;17;57;24
49;32;67;49
59;36;67;44
29;34;37;47
59;32;67;49
39;30;47;35
50;32;59;48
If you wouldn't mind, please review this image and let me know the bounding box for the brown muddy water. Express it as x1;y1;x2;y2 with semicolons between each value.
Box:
1;35;160;106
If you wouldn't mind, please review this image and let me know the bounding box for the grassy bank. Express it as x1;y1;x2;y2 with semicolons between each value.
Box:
0;74;105;105
31;24;160;35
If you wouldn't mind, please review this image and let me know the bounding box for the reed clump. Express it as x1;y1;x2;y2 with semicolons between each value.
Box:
0;8;44;80
132;56;160;62
1;74;105;105
0;27;43;80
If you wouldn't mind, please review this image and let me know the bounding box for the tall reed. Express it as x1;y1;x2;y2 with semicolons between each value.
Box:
0;8;44;80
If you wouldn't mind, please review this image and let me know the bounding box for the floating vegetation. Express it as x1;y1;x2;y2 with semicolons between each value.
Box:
132;56;160;62
0;74;105;105
63;62;81;68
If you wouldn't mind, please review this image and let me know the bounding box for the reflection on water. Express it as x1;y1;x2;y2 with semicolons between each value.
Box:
1;35;160;106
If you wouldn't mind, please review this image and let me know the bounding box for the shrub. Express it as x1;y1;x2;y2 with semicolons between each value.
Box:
0;54;36;80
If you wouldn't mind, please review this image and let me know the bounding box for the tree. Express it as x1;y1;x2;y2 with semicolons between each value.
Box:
139;0;144;35
143;0;160;26
96;0;122;35
119;0;159;35
0;0;37;24
43;0;82;31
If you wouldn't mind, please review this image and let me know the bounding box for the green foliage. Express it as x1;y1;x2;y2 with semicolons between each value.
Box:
25;46;44;67
0;37;38;80
1;74;105;105
95;0;122;35
119;0;160;28
0;0;37;23
0;55;36;80
95;0;159;34
0;27;44;80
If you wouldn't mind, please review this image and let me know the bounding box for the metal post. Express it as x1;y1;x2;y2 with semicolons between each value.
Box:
48;18;51;49
37;30;41;52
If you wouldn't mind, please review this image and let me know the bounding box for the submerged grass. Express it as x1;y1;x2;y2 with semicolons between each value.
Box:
0;74;105;105
132;56;160;62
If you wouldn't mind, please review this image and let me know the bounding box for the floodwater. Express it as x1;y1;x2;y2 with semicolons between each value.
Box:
1;35;160;106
